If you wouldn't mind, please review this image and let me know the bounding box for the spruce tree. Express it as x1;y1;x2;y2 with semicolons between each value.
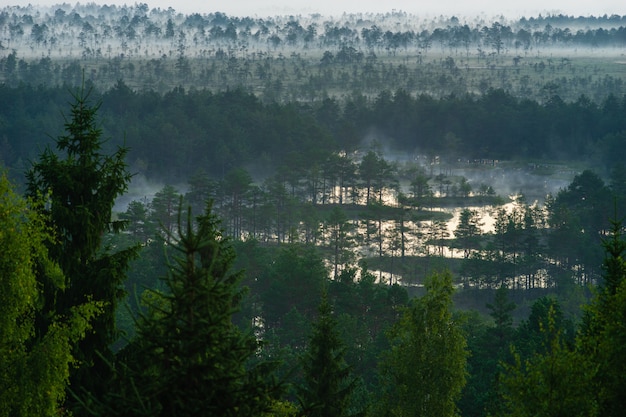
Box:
25;85;138;398
578;217;626;417
102;201;280;417
462;286;516;417
598;218;626;297
299;290;359;417
500;305;597;417
486;285;516;344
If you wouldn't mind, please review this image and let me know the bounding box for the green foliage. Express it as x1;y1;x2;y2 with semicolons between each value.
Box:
514;297;575;360
4;8;626;105
499;219;626;417
459;287;516;417
457;311;493;417
0;172;101;417
577;218;626;417
500;305;597;417
377;270;468;417
359;150;395;205
598;217;626;297
119;199;156;243
1;72;626;186
487;286;516;334
330;266;408;389
26;86;132;266
454;208;483;258
149;184;182;236
546;170;612;284
25;85;139;400
299;291;360;417
590;279;626;417
3;13;626;416
99;201;281;417
261;244;327;331
324;206;355;279
265;400;298;417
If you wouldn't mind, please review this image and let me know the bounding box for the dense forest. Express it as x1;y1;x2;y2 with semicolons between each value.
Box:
1;82;625;182
2;3;626;417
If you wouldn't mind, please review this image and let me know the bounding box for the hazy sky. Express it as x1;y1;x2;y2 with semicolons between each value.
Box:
7;0;626;17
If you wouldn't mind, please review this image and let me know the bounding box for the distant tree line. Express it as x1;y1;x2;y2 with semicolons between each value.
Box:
1;5;626;100
1;83;625;185
1;4;625;57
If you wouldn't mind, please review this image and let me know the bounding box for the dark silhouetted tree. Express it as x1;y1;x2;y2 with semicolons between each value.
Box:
501;303;596;417
100;201;281;416
299;291;360;417
25;85;139;401
578;218;626;417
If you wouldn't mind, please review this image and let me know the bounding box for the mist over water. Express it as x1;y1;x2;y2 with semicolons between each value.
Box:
456;164;575;201
114;174;187;213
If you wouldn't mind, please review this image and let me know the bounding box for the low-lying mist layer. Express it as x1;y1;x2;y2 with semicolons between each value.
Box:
1;4;625;102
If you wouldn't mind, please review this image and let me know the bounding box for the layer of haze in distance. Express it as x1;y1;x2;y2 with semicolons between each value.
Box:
8;0;626;17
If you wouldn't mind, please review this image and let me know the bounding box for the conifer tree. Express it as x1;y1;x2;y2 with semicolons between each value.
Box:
25;85;139;397
578;217;626;417
500;305;597;417
299;290;360;417
486;285;516;344
325;206;355;280
462;286;516;417
101;201;281;417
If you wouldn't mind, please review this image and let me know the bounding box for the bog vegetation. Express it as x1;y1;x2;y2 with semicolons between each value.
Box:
1;3;626;417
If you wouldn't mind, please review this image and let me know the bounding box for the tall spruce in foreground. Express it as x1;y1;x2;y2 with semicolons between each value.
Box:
25;85;138;399
100;201;281;416
299;290;360;417
0;173;101;417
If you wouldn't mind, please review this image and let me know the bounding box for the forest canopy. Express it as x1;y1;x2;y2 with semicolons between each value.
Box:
1;83;625;184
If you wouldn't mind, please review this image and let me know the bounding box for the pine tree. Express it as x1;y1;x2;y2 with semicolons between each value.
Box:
455;208;483;258
299;290;360;417
325;206;355;280
25;85;139;398
486;285;516;344
101;201;281;417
